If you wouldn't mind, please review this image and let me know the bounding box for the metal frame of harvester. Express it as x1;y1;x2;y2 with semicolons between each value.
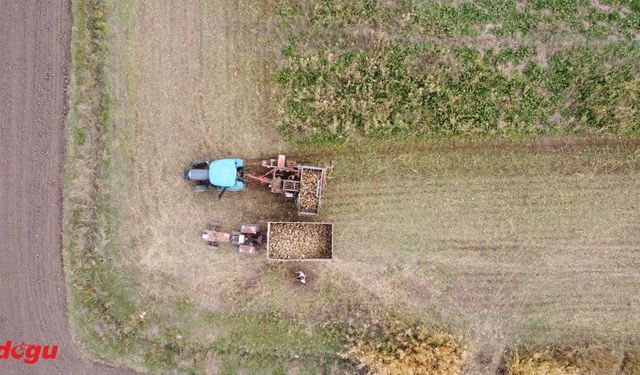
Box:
244;155;329;216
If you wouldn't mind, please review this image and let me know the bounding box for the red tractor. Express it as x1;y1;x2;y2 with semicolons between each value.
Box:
202;222;264;254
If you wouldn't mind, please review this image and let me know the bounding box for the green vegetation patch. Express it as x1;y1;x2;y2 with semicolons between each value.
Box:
274;0;640;140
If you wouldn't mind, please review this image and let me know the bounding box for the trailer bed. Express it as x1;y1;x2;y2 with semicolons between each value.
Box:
267;222;333;260
297;166;326;216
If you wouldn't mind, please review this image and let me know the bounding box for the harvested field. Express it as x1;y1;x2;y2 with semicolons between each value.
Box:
124;0;292;306
268;222;333;260
63;0;640;373
318;140;640;372
298;168;323;213
62;0;342;373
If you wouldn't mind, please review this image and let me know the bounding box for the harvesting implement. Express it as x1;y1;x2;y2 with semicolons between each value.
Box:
244;155;329;216
201;222;264;254
183;154;330;215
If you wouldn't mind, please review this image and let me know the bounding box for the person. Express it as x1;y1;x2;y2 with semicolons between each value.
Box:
295;271;306;284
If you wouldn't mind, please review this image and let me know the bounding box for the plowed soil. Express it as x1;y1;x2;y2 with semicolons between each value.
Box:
0;1;135;374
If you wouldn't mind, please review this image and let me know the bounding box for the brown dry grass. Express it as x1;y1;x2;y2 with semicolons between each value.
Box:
505;345;640;375
122;0;291;310
319;141;640;372
506;350;580;375
344;320;466;375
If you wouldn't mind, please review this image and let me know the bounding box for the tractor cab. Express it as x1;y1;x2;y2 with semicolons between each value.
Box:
209;159;244;191
230;232;247;244
184;157;244;192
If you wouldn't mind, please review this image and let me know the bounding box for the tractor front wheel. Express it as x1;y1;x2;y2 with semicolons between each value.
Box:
192;158;210;167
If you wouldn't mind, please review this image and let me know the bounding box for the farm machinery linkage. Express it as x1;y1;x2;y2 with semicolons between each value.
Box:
184;154;329;216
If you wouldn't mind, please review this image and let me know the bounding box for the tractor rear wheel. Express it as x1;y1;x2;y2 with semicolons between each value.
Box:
193;184;209;192
242;224;260;234
207;221;220;230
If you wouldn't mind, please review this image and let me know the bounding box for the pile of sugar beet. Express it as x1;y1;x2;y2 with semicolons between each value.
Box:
268;222;331;259
298;169;321;212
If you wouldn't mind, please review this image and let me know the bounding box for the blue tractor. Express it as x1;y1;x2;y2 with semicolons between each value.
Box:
183;158;245;198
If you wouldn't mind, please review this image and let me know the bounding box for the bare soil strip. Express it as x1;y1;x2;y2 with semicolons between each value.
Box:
0;1;135;374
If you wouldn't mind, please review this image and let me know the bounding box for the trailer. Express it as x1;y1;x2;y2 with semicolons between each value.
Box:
245;155;329;216
266;222;333;261
201;221;333;260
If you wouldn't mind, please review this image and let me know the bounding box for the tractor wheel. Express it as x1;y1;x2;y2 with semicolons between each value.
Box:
192;158;210;167
193;184;209;192
243;224;260;234
207;221;220;230
183;170;190;180
207;244;219;251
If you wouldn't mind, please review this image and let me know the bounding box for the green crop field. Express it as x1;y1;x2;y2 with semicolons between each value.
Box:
63;0;640;373
275;0;640;139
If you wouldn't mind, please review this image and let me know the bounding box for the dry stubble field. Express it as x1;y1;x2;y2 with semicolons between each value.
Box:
322;141;640;360
82;0;640;372
121;0;291;308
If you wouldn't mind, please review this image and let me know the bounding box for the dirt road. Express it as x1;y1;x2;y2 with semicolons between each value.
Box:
0;1;135;374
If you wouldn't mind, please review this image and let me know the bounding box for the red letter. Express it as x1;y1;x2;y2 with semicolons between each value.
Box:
42;345;58;360
11;342;25;359
24;345;41;364
0;340;11;359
